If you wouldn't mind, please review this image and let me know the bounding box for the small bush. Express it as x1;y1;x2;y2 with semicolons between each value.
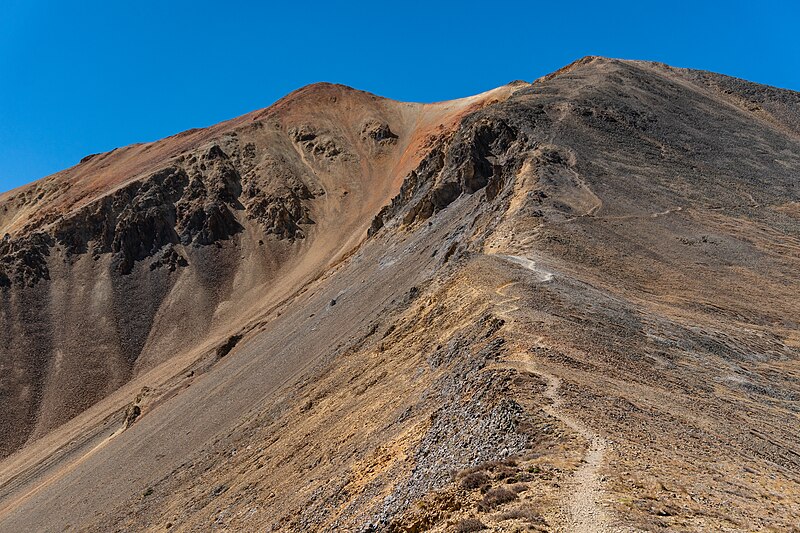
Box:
460;471;490;490
515;471;536;482
455;518;486;532
497;507;545;524
509;482;529;494
479;486;517;511
460;461;517;482
494;465;517;480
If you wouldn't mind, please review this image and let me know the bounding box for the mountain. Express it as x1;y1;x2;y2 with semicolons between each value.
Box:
0;56;798;532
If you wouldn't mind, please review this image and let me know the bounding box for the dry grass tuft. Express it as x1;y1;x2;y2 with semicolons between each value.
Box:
460;471;490;490
455;517;486;532
478;486;518;511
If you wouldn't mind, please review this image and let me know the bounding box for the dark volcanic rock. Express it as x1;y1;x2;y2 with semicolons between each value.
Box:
372;116;521;230
0;232;52;288
149;244;188;272
7;135;323;282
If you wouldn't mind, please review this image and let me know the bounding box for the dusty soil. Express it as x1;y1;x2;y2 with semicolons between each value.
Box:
1;57;799;532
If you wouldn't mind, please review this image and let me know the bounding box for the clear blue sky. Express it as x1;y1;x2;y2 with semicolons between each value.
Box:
1;0;798;193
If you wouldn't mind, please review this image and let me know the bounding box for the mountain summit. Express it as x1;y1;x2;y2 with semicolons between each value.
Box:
1;57;799;531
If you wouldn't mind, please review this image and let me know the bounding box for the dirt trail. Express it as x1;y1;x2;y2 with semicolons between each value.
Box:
493;254;554;282
528;362;612;533
491;253;618;533
563;206;684;223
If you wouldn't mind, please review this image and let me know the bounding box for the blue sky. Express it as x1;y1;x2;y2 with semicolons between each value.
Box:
1;0;798;193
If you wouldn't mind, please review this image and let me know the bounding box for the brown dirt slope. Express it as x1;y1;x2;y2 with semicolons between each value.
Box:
0;81;517;458
0;57;799;532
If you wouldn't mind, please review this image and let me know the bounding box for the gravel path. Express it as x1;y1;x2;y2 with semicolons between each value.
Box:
492;253;619;532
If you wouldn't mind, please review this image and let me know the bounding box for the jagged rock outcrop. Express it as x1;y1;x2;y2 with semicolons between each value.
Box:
289;124;352;161
370;115;522;233
361;120;398;145
0;232;52;288
3;140;316;285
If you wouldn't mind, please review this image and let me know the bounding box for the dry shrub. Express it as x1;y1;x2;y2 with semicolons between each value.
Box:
455;517;486;532
460;471;490;490
509;482;529;494
497;506;545;525
478;486;517;511
494;465;517;480
459;458;517;477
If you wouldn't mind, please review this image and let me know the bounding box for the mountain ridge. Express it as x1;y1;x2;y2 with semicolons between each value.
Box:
1;56;799;531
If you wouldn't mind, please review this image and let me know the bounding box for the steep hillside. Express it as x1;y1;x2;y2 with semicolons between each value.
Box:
0;57;799;532
0;81;517;457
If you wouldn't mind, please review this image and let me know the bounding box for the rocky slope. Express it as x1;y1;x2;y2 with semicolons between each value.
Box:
0;57;799;532
0;82;511;458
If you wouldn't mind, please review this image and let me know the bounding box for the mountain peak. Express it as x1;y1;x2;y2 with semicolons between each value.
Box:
1;60;799;532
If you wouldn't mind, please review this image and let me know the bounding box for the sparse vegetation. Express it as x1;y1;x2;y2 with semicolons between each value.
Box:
460;471;490;490
496;506;546;525
509;482;529;494
454;517;486;532
4;57;800;533
479;486;518;511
